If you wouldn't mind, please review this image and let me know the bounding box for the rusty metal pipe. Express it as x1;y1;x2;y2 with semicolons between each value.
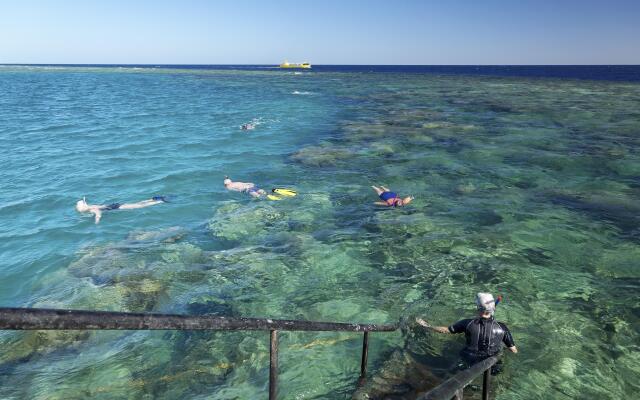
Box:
0;308;397;332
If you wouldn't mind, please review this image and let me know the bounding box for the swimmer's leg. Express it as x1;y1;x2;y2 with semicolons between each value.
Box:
371;186;385;196
119;198;166;209
381;186;390;192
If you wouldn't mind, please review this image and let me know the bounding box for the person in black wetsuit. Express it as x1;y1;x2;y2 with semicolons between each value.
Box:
416;292;517;372
75;196;167;224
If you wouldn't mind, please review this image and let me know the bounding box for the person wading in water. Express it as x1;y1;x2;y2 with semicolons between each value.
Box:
416;293;517;373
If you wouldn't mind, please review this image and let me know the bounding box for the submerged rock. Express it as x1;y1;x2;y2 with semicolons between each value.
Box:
353;349;441;399
370;142;396;156
545;190;640;237
0;330;91;366
596;244;640;278
127;226;187;243
455;182;476;194
290;143;352;167
0;228;205;366
208;203;288;243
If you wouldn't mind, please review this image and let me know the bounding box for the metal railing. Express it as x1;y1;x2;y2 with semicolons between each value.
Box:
418;355;499;400
0;307;397;399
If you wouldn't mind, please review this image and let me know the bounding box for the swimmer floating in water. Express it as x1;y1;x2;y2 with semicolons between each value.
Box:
372;185;414;207
240;123;255;130
75;196;167;224
223;176;266;198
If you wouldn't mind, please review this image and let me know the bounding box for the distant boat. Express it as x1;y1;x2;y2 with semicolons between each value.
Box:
279;60;311;69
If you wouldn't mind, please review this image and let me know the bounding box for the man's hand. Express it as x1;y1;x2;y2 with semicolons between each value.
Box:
508;346;518;354
416;318;450;334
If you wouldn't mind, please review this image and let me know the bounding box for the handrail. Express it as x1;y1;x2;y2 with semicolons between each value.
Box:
0;307;397;332
418;355;498;400
0;307;397;400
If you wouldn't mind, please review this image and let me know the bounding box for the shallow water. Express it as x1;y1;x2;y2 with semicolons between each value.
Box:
0;65;639;399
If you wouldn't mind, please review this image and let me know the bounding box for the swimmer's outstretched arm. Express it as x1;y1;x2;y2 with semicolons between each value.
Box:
93;209;102;224
416;318;450;334
374;201;390;206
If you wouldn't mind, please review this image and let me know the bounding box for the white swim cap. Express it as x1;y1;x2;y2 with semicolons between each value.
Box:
476;292;496;314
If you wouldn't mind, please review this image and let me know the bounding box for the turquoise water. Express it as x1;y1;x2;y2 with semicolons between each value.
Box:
0;65;639;399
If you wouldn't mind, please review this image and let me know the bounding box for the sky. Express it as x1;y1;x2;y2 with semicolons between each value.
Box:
0;0;638;65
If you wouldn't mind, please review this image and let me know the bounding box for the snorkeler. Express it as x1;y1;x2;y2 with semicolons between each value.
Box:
416;293;517;374
241;123;255;130
372;185;414;207
223;176;266;198
75;196;167;224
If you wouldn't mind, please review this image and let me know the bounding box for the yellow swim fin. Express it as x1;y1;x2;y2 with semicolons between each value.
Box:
267;194;283;201
272;188;297;197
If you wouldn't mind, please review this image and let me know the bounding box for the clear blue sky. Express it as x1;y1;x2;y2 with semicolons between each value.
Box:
1;0;638;64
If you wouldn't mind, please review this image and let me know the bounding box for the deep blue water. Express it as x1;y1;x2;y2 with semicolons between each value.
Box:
4;64;640;81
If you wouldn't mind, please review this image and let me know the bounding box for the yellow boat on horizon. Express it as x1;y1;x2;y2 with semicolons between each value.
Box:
279;60;311;69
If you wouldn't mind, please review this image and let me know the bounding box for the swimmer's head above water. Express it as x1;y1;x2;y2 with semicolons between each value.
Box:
75;197;90;213
223;176;232;187
476;292;498;317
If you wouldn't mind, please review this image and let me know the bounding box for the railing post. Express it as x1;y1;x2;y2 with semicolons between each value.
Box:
482;368;491;400
270;330;278;400
360;331;369;378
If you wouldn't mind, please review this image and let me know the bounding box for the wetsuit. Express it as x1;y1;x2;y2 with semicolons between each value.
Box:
448;317;515;369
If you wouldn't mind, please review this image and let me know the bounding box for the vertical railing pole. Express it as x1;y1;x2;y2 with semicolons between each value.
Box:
270;330;278;400
360;331;369;378
482;368;491;400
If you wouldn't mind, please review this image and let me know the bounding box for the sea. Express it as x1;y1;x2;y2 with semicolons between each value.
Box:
0;65;638;399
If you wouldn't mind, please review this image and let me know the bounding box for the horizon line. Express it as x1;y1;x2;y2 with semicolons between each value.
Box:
2;63;640;67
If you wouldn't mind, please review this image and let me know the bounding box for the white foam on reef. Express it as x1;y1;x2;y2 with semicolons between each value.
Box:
292;90;314;95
